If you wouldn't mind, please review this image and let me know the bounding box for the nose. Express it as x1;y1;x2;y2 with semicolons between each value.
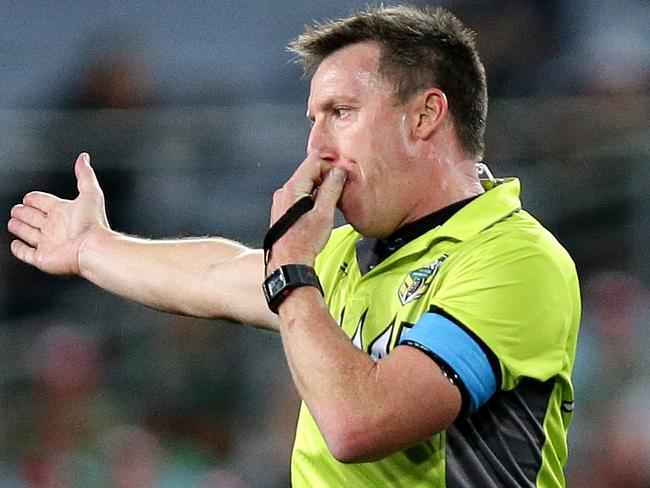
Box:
307;119;337;162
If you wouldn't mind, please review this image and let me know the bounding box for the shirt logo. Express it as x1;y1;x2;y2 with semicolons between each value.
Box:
398;254;448;305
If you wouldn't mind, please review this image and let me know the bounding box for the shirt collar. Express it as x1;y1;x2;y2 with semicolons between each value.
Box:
355;195;478;275
435;177;522;242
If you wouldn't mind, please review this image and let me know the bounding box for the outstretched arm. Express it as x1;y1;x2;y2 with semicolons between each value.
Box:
8;153;277;330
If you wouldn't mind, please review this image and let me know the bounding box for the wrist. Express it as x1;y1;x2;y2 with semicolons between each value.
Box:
77;225;117;279
277;285;324;317
266;251;315;277
263;264;323;314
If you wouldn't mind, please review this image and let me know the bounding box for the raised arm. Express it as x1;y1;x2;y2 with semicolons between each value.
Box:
8;153;277;330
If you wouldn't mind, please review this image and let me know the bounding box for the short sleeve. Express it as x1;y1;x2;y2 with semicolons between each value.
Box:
429;229;580;391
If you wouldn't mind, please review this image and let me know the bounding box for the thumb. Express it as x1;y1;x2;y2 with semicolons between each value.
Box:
75;152;103;195
314;167;347;214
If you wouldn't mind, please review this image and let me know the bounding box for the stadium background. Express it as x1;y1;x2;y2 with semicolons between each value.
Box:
1;0;649;486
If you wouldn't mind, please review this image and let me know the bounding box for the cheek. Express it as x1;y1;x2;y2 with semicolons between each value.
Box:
341;120;405;191
365;131;405;182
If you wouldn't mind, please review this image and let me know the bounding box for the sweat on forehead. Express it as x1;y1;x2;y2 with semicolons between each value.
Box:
306;42;394;119
314;42;382;85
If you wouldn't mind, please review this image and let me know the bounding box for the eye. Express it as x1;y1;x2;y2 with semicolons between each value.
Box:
334;107;351;119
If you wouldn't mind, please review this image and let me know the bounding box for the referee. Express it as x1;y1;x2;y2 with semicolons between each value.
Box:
9;6;580;487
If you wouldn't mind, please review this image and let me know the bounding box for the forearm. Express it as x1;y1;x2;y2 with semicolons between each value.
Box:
78;227;276;329
277;287;384;457
277;287;460;462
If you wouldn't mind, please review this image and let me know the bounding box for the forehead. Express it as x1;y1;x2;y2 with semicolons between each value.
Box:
308;42;387;105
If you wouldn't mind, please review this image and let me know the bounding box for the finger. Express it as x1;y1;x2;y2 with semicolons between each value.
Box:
284;155;332;196
23;191;61;213
10;240;37;266
7;217;41;247
314;167;347;214
75;152;102;195
11;204;47;230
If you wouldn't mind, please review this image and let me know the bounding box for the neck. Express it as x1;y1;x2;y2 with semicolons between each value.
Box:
397;157;484;231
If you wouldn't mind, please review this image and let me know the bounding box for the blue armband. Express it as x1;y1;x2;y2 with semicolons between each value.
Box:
399;312;497;416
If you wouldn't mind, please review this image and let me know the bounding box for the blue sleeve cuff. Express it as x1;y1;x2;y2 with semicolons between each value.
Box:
399;312;497;416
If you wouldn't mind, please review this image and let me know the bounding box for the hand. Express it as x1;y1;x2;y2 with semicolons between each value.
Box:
8;153;110;275
267;155;347;272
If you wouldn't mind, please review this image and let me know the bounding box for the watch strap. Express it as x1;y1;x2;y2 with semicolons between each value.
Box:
263;264;323;314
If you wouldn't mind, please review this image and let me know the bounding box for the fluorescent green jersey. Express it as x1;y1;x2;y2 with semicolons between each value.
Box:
291;178;581;487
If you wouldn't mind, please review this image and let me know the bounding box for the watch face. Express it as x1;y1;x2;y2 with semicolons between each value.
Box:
266;271;287;296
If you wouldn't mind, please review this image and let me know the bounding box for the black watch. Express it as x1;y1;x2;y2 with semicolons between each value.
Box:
263;264;323;314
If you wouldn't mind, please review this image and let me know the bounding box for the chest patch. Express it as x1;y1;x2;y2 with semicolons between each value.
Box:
398;254;448;305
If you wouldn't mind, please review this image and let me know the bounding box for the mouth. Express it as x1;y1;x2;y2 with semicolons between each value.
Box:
334;161;355;181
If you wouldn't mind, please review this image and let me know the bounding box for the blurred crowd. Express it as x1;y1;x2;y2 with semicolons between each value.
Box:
1;0;649;486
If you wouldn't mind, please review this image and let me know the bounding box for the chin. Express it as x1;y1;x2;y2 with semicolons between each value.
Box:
344;215;391;238
339;191;391;238
340;206;365;235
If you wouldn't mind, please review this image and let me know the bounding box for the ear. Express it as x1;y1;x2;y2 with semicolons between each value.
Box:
413;88;448;140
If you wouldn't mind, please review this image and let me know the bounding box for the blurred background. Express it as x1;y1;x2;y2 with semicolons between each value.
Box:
1;0;649;486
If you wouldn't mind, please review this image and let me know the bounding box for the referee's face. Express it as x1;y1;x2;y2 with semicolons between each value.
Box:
306;41;421;238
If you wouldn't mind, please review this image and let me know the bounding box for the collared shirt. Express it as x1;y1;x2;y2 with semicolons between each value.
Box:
356;195;479;275
292;178;581;488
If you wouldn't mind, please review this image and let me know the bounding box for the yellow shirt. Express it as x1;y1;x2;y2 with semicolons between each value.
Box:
292;179;581;487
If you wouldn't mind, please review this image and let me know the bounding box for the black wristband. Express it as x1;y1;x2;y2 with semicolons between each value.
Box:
262;264;323;314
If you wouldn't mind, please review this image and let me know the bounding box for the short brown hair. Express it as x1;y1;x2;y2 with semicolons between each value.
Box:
289;5;488;160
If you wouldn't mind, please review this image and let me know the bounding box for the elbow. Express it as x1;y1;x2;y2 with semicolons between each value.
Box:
324;429;368;464
319;414;382;464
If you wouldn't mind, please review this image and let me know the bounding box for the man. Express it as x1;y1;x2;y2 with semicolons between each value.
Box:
8;5;580;487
